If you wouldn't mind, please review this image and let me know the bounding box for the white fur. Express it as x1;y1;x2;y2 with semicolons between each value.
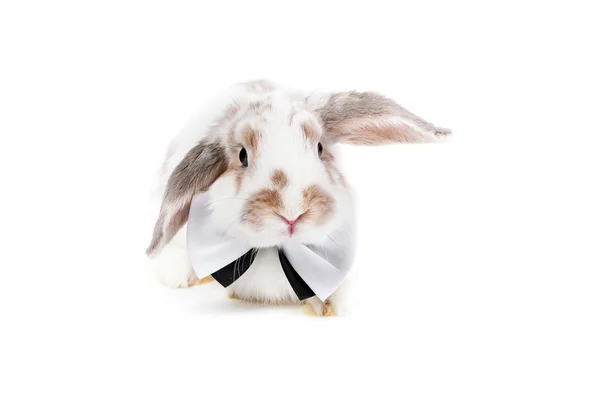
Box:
152;228;197;288
152;81;353;314
228;248;298;303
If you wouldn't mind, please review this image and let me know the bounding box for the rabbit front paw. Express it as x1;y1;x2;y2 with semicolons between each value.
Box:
152;245;198;288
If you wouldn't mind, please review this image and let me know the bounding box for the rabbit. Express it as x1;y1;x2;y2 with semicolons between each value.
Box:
146;80;451;316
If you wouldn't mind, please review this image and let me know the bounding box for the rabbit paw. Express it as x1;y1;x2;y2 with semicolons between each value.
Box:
304;297;338;317
153;245;198;288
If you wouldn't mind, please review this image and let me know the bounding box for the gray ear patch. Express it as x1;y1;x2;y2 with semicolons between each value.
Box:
146;139;228;256
316;91;451;144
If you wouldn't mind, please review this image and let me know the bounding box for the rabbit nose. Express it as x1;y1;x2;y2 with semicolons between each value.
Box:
282;217;298;236
282;217;297;226
278;213;305;236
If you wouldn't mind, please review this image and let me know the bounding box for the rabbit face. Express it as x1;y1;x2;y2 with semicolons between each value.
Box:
207;97;353;248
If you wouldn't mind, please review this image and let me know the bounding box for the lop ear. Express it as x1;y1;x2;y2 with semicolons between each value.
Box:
146;138;228;257
314;91;451;145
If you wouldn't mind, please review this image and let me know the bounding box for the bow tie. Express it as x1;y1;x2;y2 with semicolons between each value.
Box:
186;192;355;301
209;248;316;300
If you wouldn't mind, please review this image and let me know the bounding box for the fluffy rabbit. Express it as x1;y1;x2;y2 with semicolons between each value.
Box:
147;80;450;316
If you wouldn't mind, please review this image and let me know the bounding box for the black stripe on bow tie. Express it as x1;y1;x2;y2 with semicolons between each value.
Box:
211;249;257;287
277;249;315;301
210;249;315;301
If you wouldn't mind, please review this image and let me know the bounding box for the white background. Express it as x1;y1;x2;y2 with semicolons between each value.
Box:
1;1;599;399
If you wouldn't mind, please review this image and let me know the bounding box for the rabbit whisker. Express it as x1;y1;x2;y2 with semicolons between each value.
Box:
220;215;243;239
326;234;342;248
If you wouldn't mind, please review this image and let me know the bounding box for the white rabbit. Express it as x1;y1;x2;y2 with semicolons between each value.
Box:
147;80;450;316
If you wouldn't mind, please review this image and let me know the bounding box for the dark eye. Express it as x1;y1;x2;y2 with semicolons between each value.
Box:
317;142;323;158
239;147;248;167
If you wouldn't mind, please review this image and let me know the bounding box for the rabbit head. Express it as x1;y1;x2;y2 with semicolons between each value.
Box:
147;83;450;255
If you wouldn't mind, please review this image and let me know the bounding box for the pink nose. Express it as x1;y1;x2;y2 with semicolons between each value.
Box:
283;218;298;236
278;213;306;236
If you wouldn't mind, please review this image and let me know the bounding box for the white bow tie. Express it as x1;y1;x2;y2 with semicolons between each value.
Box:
186;192;355;301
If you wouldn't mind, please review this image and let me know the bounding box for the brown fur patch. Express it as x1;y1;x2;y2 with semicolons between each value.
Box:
242;189;284;228
271;169;288;189
301;119;322;143
243;127;261;154
302;184;334;225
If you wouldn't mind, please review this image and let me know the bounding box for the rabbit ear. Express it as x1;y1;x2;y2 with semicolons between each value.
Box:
146;139;228;257
313;91;451;145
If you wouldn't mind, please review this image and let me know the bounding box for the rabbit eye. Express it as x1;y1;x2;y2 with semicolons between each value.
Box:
317;142;323;158
239;147;248;167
